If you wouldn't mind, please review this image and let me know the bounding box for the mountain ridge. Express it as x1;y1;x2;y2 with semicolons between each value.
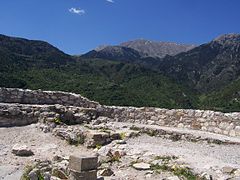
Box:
0;33;240;112
92;39;196;59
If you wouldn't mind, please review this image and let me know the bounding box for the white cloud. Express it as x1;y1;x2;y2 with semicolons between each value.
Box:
69;8;85;15
106;0;114;3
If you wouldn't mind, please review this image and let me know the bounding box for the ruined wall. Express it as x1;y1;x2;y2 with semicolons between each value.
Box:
100;106;240;137
0;88;240;137
0;88;99;108
0;103;98;127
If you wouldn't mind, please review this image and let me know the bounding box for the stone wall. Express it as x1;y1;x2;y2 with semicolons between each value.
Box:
0;88;99;108
0;88;240;137
0;103;98;127
100;106;240;137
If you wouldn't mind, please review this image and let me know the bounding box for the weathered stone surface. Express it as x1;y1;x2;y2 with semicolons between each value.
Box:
167;176;180;180
12;144;34;156
98;168;114;176
132;162;151;170
69;156;98;172
0;87;99;108
52;168;68;179
234;169;240;176
28;169;39;180
85;131;110;148
222;166;236;174
69;170;97;180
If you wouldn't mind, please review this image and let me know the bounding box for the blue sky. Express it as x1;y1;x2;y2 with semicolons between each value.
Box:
0;0;240;55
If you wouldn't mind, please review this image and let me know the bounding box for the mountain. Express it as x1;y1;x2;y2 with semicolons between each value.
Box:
84;39;196;61
0;33;240;112
0;34;73;73
0;34;195;109
82;46;144;62
0;34;71;63
120;39;196;58
158;33;240;93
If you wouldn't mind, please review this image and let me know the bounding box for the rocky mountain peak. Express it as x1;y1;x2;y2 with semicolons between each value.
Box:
120;39;196;58
213;33;240;45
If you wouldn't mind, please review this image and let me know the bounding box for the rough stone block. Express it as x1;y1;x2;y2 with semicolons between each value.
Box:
69;156;98;172
69;170;97;180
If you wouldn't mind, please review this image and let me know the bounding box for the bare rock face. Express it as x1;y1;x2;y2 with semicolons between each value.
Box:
12;144;34;156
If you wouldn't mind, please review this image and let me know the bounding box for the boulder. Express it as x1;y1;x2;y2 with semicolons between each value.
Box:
85;130;110;148
12;144;34;156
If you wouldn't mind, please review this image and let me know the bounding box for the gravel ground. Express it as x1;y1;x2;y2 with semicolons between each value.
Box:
1;124;240;180
0;124;93;180
124;134;240;178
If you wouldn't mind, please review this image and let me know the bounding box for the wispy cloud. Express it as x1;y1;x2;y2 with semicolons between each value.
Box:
69;8;85;15
106;0;114;3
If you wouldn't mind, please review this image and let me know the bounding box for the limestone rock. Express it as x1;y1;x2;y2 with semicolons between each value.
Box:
85;130;110;148
28;169;39;180
99;168;114;176
167;176;180;180
12;144;34;156
132;162;151;170
234;169;240;176
52;168;68;179
222;166;235;174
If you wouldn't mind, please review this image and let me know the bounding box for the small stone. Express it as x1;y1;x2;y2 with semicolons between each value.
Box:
200;172;213;180
43;172;51;180
115;140;127;144
52;168;68;179
99;168;114;176
28;169;39;180
167;176;180;180
52;155;64;162
12;144;34;156
222;166;235;174
132;162;151;170
145;173;152;178
234;169;240;176
151;159;163;166
97;177;104;180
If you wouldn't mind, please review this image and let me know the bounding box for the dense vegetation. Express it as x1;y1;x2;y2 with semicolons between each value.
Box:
0;56;196;108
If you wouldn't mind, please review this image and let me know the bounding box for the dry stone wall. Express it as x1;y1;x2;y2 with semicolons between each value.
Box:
101;106;240;137
0;103;98;127
0;88;240;137
0;88;99;108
